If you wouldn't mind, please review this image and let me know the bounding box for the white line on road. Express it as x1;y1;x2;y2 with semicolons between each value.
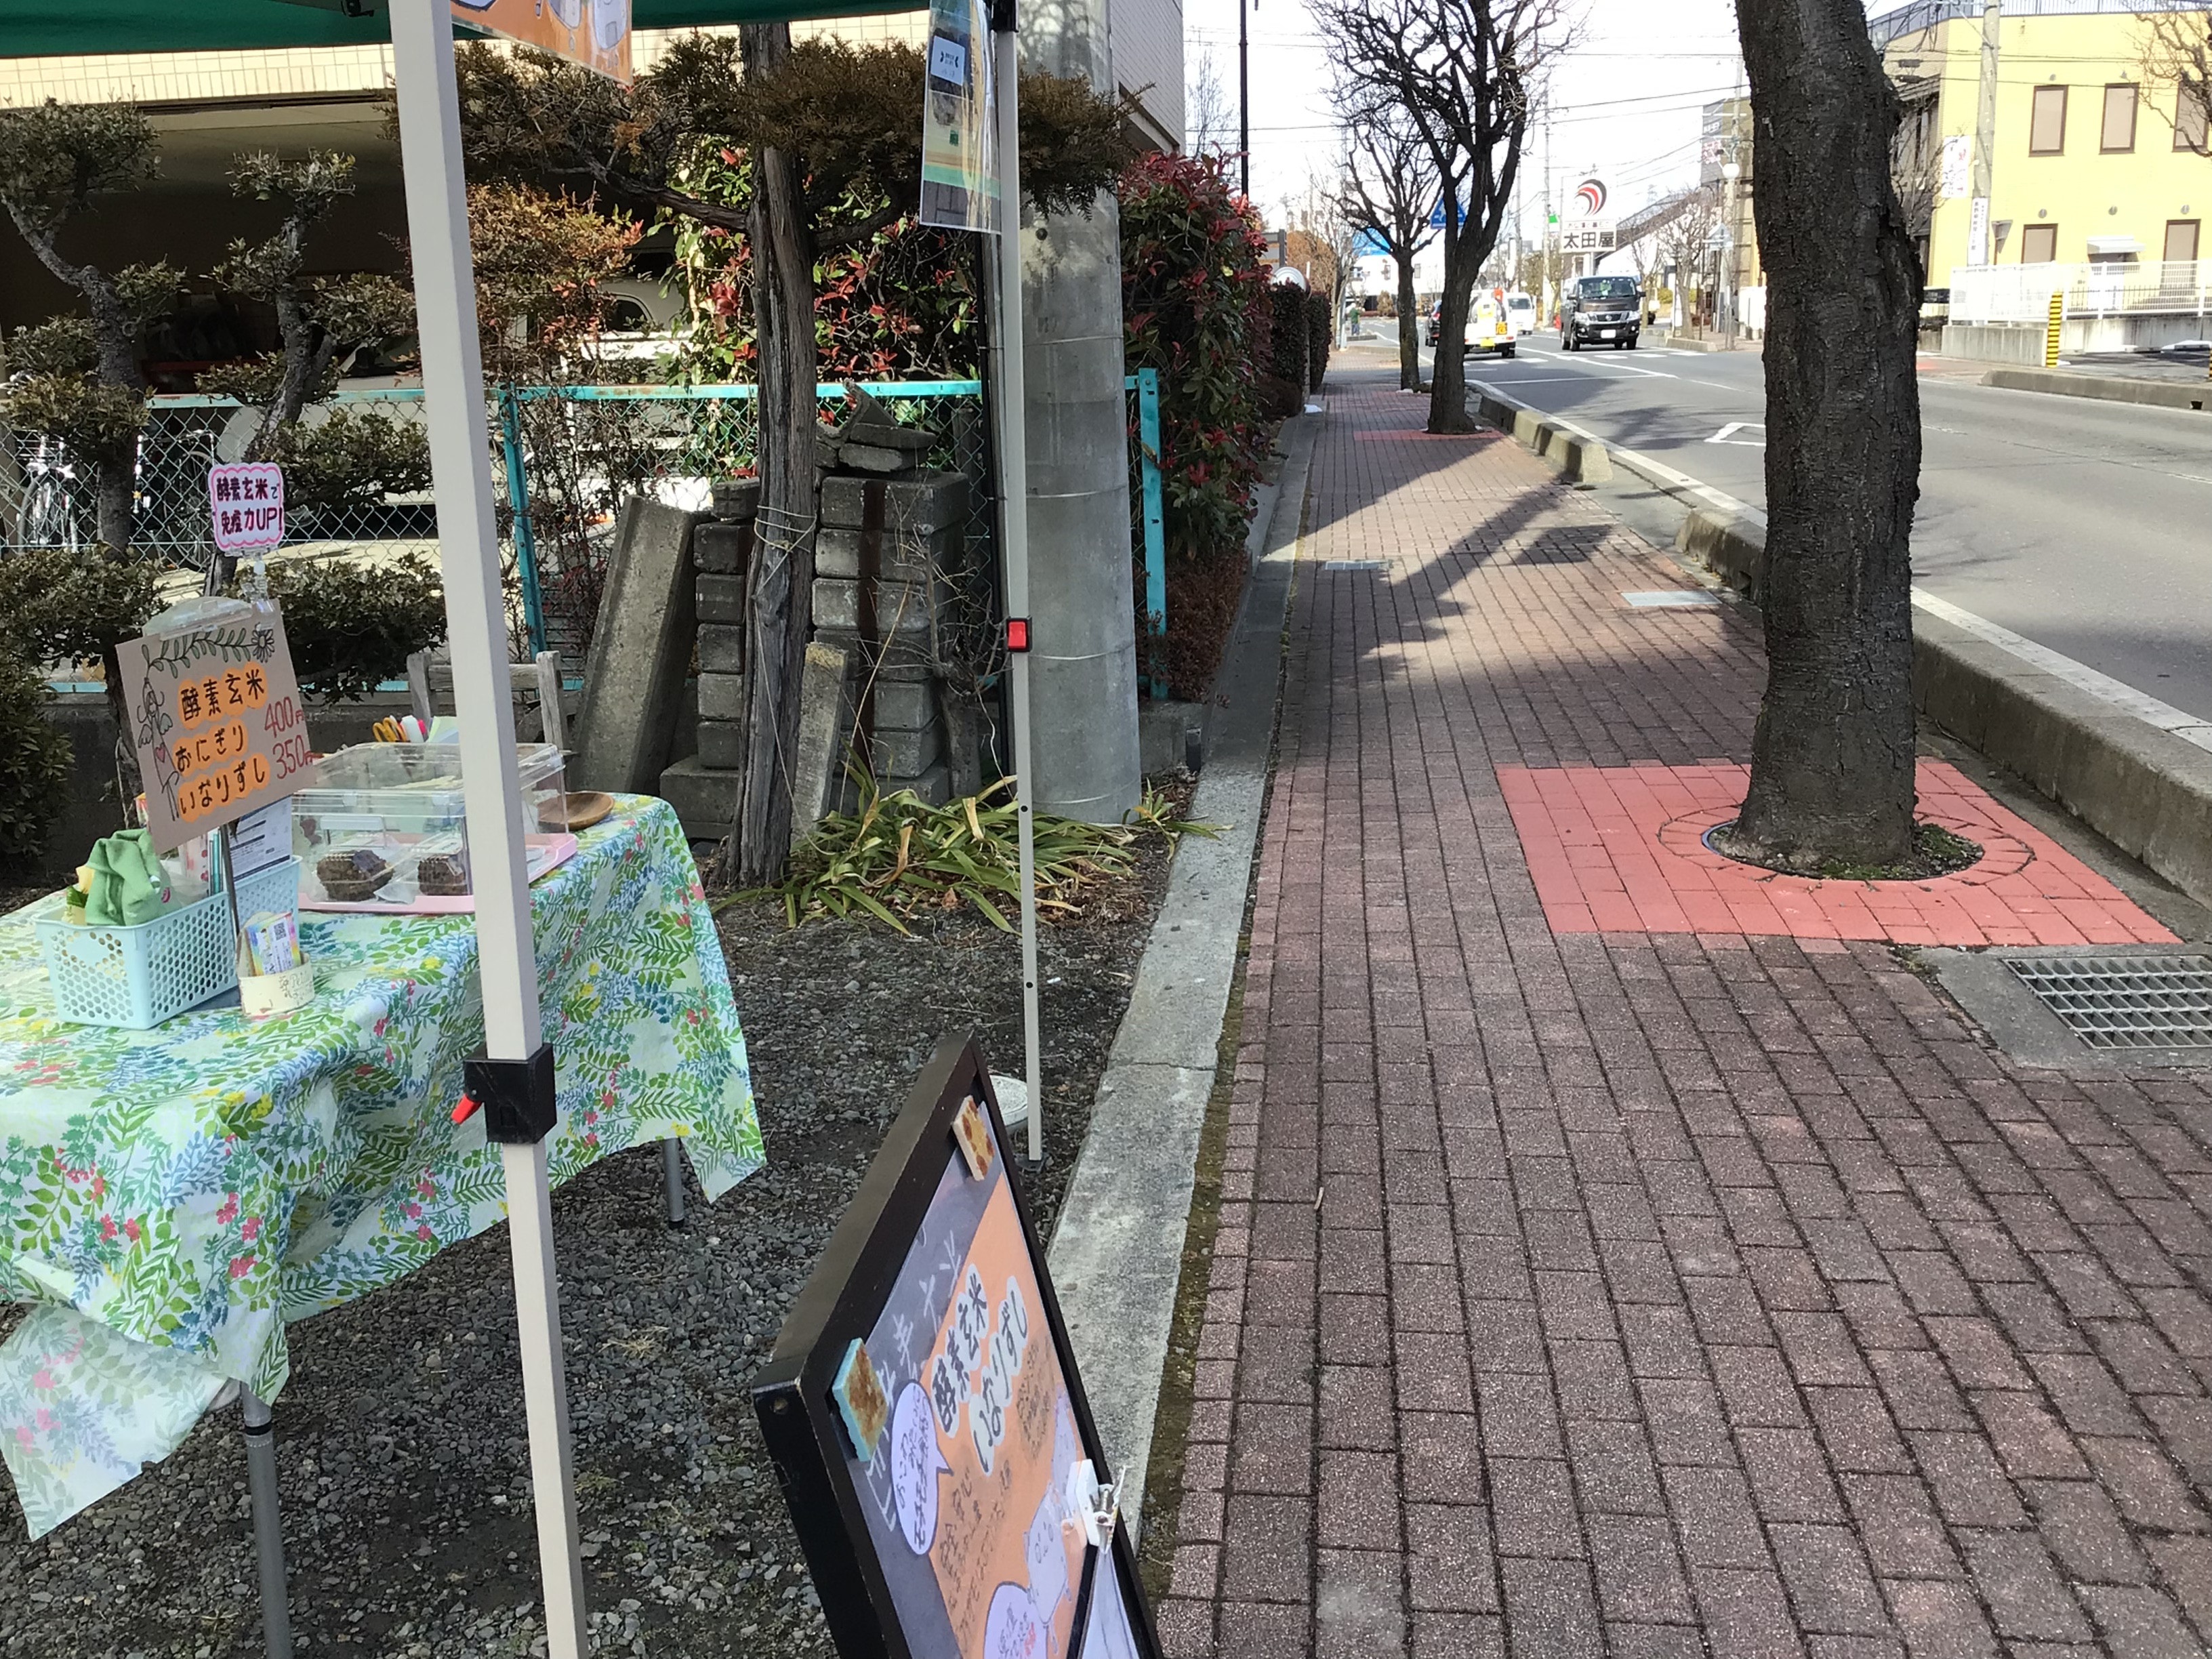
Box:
1475;378;2212;752
1910;590;2212;753
1707;422;1766;446
1561;357;1677;378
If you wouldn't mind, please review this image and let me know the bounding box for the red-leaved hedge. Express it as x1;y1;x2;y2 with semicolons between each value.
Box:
1120;152;1273;701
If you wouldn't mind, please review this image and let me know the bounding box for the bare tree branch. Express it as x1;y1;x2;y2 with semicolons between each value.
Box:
1334;95;1441;390
1310;0;1564;431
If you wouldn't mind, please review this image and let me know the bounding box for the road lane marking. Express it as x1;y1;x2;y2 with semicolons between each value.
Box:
1474;377;2212;741
1707;422;1765;446
1562;358;1677;378
1910;590;2212;754
1468;378;1763;520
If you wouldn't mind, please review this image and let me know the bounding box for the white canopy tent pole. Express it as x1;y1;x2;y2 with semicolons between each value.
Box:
990;12;1044;1166
388;3;589;1654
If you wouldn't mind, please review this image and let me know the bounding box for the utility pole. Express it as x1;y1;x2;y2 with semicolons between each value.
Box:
1968;0;2001;266
1542;92;1555;324
1237;0;1250;198
1721;66;1746;348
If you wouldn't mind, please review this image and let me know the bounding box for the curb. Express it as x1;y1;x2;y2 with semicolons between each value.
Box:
1660;333;1760;355
1674;506;2212;909
1982;366;2210;413
1046;408;1316;1535
1471;386;1613;483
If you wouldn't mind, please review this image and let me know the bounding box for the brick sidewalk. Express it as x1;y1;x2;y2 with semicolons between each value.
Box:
1153;369;2212;1658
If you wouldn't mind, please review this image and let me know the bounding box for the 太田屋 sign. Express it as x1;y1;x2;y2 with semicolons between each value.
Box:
115;603;311;853
209;462;285;556
754;1038;1159;1659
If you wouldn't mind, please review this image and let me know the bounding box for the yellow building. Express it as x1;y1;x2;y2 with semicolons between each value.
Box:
1872;0;2211;359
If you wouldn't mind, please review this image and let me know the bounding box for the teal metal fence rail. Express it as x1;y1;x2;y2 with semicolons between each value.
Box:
1124;369;1167;699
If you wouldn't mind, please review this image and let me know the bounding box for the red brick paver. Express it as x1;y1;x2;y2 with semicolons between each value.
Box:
1499;760;2175;947
1161;371;2212;1659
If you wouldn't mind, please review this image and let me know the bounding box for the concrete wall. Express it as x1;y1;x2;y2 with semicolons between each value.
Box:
1109;0;1185;150
1;182;408;335
1942;312;2212;362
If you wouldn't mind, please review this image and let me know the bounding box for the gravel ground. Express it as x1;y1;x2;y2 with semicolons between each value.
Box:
0;817;1179;1658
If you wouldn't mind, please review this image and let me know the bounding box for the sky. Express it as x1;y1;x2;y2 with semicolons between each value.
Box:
1181;0;1757;246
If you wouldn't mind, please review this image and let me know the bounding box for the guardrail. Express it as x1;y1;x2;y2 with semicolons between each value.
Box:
1948;260;2209;327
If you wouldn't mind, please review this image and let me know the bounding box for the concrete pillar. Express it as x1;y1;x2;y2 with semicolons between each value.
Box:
1018;0;1142;824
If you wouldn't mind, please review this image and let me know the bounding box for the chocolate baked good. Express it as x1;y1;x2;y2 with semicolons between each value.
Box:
317;848;393;902
415;853;470;897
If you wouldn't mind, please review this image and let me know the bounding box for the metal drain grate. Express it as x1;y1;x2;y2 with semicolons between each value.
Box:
1622;590;1722;608
1322;559;1387;572
2003;955;2212;1049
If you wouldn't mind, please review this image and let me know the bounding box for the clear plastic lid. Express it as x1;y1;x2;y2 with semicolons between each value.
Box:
291;742;565;814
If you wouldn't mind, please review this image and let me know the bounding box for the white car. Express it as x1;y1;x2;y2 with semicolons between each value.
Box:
1505;293;1536;337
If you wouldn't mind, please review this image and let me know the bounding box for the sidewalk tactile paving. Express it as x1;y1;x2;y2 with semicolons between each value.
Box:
1498;759;2177;947
1158;369;2212;1659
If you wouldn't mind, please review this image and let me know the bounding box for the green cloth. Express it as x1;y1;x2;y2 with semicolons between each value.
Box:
0;797;762;1538
82;830;175;927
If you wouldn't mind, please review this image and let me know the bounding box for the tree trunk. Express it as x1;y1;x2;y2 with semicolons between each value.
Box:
94;457;134;553
1426;240;1475;432
725;20;821;885
1394;251;1422;390
1723;0;1923;872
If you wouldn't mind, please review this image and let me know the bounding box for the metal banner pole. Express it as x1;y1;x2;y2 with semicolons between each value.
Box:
991;11;1044;1166
388;3;588;1654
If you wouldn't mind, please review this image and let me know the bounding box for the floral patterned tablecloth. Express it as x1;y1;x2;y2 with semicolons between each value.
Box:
0;796;762;1537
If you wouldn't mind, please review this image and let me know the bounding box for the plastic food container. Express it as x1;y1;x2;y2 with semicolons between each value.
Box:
32;857;302;1029
290;743;567;907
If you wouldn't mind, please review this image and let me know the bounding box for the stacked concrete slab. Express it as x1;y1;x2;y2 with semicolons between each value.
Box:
653;393;979;841
813;468;968;808
657;480;758;842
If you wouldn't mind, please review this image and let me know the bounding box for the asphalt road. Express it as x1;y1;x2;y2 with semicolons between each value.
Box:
1389;330;2212;721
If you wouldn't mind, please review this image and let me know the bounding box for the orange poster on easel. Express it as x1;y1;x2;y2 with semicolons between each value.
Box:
451;0;632;83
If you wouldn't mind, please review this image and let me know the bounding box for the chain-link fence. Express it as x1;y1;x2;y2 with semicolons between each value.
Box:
2;380;993;671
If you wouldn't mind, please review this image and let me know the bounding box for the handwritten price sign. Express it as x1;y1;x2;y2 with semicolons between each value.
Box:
115;602;311;852
209;462;285;555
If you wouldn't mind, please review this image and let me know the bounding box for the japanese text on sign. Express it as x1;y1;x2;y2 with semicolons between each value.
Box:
207;463;285;555
453;0;632;83
114;604;311;853
918;0;999;234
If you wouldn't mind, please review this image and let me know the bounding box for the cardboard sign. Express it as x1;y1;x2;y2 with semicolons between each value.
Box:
754;1038;1162;1659
918;0;998;234
453;0;631;84
209;462;285;555
115;604;311;854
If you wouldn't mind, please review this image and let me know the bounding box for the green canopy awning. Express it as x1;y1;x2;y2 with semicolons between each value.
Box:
3;0;920;60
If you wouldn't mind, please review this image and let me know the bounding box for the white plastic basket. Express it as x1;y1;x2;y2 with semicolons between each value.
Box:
33;858;301;1029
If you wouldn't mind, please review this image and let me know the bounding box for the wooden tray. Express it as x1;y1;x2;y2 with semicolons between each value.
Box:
550;791;615;832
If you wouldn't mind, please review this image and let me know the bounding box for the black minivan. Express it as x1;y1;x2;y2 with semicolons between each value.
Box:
1561;274;1642;351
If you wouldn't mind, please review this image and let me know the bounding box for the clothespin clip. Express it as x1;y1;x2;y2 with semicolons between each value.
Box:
1061;1458;1120;1551
451;1092;480;1125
